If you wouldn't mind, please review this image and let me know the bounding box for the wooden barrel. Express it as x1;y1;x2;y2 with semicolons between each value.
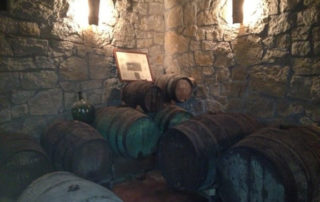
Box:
41;120;112;183
153;105;193;133
122;80;164;113
155;74;194;103
158;112;263;191
218;126;320;202
94;106;161;159
0;132;52;198
18;171;123;202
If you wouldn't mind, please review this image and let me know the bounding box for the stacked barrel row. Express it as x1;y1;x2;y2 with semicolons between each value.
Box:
157;111;320;202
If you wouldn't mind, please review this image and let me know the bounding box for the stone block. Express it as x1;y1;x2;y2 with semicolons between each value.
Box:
292;58;320;75
18;21;40;37
268;0;279;15
197;10;218;26
60;57;88;81
11;104;28;119
140;15;164;32
164;0;185;9
268;13;292;35
280;0;302;12
0;108;11;124
311;76;320;100
297;7;319;26
149;3;163;15
20;71;58;90
59;81;81;92
249;66;289;97
232;36;263;66
176;53;195;69
183;2;197;25
137;39;153;48
154;33;164;45
313;26;320;41
0;73;20;93
165;31;189;55
9;37;48;57
291;41;311;56
64;92;78;110
28;89;63;115
194;51;214;66
0;16;18;34
291;26;311;41
262;49;289;63
0;57;37;71
34;56;56;69
88;54;113;80
313;41;320;55
11;90;35;105
244;95;275;119
0;35;13;56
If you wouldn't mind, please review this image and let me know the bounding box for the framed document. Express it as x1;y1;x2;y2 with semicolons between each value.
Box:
114;49;153;82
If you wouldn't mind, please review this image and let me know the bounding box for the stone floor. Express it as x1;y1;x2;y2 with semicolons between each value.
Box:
112;171;208;202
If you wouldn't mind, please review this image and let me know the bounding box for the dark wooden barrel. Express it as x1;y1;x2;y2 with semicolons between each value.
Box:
18;171;123;202
41;120;112;183
158;112;263;191
0;132;52;199
122;80;164;113
155;74;194;103
153;105;193;133
94;106;161;159
218;126;320;202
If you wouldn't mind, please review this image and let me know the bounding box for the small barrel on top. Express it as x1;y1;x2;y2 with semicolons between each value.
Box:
155;74;194;103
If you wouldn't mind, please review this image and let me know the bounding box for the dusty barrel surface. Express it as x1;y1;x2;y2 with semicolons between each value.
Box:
0;132;52;198
155;74;194;103
153;105;193;133
18;171;123;202
158;112;262;191
122;80;164;113
41;120;112;183
94;106;161;159
218;126;320;202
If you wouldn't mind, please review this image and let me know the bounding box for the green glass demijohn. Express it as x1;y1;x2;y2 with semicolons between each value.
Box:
71;92;95;124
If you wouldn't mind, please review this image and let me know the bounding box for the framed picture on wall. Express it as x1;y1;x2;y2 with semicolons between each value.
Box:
114;49;153;82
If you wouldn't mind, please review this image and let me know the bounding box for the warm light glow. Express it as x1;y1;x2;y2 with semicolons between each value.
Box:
67;0;89;28
98;0;115;26
243;0;264;26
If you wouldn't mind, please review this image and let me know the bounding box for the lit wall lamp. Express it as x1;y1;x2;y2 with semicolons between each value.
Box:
233;0;244;24
88;0;100;25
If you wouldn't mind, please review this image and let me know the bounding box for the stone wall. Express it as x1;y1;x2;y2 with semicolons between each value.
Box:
0;0;165;139
164;0;320;125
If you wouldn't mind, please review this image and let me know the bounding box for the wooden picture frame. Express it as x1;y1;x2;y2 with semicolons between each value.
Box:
114;49;153;82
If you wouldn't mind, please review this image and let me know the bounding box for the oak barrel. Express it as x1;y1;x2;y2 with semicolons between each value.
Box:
18;171;123;202
122;80;164;113
0;132;52;198
94;106;161;159
153;105;193;133
218;126;320;202
41;120;112;183
155;74;194;103
158;112;262;191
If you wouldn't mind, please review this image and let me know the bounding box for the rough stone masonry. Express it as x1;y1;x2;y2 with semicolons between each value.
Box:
0;0;319;140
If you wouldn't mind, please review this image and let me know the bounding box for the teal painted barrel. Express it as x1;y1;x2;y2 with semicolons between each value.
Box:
0;132;52;199
158;112;263;191
18;171;123;202
153;105;193;133
94;107;161;159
